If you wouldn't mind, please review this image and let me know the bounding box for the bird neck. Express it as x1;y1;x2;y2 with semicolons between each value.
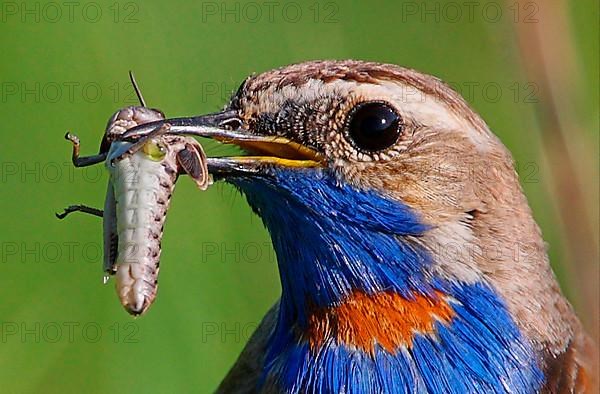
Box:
233;169;432;321
232;169;543;393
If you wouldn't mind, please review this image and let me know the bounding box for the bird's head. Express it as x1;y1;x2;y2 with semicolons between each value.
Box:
123;60;555;345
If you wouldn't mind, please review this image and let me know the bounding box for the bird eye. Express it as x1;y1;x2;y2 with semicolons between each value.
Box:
346;102;402;152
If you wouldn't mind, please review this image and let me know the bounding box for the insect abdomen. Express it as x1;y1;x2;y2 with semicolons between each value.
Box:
109;144;176;315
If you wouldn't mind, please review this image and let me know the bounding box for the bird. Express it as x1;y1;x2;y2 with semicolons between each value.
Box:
122;60;598;393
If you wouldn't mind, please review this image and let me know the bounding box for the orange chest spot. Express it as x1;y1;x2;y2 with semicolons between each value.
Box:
305;290;455;354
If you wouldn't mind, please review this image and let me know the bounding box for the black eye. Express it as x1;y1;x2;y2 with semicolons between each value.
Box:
346;102;402;152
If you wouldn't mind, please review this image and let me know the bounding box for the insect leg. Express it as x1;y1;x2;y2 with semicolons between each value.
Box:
56;204;104;219
65;132;107;167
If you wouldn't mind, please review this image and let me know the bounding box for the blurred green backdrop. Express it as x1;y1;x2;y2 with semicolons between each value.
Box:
1;1;597;393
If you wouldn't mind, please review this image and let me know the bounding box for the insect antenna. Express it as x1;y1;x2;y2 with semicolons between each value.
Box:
129;70;147;107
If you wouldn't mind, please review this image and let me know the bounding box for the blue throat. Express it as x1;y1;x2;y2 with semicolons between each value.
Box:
230;169;544;393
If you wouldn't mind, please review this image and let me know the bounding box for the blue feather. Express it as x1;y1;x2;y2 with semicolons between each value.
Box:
230;169;544;393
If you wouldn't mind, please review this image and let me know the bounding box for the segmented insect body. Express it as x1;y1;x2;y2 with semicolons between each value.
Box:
103;106;210;315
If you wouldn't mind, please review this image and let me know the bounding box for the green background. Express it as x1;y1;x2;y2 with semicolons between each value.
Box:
0;1;597;393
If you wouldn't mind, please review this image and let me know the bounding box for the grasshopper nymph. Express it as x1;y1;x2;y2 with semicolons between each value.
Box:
58;102;211;316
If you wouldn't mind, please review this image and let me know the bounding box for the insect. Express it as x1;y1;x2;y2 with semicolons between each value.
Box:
57;74;211;315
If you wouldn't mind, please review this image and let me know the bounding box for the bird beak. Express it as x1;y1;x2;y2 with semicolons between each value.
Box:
121;110;325;177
